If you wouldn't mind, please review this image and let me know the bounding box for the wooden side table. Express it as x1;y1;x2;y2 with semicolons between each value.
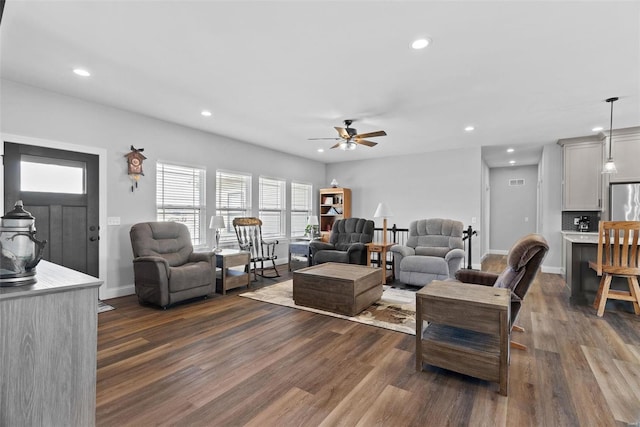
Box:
415;280;511;395
366;242;395;284
215;249;251;295
288;239;312;271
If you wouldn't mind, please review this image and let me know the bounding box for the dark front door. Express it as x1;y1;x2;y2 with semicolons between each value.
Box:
3;142;100;277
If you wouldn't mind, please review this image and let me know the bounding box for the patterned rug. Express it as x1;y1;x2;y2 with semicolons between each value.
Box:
239;280;416;335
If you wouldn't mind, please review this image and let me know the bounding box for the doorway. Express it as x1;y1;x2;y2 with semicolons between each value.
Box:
4;142;100;277
489;165;538;253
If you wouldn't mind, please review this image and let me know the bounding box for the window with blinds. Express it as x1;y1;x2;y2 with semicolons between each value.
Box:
291;182;312;237
259;176;286;238
157;162;206;246
216;170;252;243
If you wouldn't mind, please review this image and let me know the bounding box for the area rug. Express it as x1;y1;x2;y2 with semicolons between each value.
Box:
239;280;416;335
98;300;115;313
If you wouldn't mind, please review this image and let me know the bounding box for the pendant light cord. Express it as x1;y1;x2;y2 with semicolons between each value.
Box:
606;96;618;159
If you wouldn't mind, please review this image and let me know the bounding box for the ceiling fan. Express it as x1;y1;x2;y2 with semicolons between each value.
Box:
308;119;387;150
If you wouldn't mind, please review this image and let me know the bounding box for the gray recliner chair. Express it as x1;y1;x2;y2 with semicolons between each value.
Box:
390;218;465;286
309;218;374;265
130;221;214;308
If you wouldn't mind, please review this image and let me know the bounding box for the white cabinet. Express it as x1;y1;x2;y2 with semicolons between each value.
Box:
608;127;640;183
559;138;604;211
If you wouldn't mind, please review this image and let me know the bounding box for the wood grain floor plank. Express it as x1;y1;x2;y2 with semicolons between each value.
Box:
582;345;640;425
94;259;640;426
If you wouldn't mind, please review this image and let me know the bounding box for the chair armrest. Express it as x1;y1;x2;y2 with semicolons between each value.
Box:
455;269;499;286
309;241;335;254
445;248;465;262
345;242;365;254
189;251;214;263
133;256;171;280
390;245;415;257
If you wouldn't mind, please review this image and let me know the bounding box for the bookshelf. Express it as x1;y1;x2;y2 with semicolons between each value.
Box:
319;187;351;240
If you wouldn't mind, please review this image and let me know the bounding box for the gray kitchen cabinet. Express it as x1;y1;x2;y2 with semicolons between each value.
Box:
608;127;640;183
559;137;604;211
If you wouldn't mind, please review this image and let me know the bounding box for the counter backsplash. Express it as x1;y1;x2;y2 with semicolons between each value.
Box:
561;211;601;232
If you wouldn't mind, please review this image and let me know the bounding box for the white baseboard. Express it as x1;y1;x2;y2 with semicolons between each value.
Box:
100;284;135;300
541;266;564;275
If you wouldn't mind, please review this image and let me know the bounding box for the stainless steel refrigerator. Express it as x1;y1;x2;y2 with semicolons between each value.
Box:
610;182;640;221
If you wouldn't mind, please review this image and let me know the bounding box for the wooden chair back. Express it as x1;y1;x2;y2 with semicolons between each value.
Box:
594;221;640;277
232;217;264;260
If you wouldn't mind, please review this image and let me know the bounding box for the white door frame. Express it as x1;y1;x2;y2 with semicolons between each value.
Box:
1;133;108;299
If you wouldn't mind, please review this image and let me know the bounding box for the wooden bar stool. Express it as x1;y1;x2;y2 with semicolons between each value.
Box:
588;221;640;317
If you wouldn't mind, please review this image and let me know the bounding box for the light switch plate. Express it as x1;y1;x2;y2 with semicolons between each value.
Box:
107;217;121;226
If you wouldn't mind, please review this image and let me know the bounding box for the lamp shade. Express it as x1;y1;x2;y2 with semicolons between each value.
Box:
209;215;225;229
308;216;319;226
373;202;393;218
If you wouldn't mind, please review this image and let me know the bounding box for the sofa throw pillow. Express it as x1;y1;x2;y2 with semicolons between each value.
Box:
493;266;524;302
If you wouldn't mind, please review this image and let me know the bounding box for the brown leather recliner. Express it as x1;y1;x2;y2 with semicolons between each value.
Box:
454;233;549;350
130;222;214;308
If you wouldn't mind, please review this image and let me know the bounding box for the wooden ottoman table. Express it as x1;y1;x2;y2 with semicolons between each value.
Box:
293;262;382;316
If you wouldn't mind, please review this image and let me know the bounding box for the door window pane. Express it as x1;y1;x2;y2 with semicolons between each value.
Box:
20;156;85;194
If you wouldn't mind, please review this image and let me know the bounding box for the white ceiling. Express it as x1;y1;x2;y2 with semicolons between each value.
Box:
1;1;639;167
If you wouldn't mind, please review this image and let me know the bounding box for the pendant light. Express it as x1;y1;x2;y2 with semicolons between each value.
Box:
602;96;618;174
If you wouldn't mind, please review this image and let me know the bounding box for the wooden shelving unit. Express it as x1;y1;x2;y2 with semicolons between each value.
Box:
319;187;351;240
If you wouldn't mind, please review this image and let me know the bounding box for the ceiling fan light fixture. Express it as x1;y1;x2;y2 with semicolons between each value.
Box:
347;141;356;150
339;141;348;150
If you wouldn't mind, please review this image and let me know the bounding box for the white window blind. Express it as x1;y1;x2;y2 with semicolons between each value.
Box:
216;170;252;243
291;182;312;237
259;176;285;238
157;162;206;246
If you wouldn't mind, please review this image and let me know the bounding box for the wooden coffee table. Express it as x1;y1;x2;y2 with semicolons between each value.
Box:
293;262;382;316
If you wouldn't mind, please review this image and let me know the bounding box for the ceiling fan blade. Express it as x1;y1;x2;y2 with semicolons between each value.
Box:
354;139;378;147
334;127;350;139
330;142;342;149
308;137;341;140
354;130;387;139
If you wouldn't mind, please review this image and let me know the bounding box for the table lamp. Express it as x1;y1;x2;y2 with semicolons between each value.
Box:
307;215;319;239
373;202;393;244
209;215;225;252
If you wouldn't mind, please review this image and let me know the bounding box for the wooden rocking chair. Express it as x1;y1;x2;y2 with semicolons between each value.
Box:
588;221;640;317
232;217;280;280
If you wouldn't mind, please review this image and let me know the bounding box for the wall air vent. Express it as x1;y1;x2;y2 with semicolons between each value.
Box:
509;179;525;186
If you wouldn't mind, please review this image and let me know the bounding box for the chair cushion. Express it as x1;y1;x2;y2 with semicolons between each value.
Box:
401;255;449;276
415;246;450;257
494;266;524;302
168;261;211;292
130;222;193;266
313;250;350;264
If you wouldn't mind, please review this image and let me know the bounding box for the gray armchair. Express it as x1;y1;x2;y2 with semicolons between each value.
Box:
130;221;214;308
309;218;374;265
390;218;464;286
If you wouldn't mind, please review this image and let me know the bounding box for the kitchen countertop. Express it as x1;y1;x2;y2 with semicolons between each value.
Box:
561;231;598;244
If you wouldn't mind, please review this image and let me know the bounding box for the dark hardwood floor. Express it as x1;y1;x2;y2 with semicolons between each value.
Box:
96;257;640;426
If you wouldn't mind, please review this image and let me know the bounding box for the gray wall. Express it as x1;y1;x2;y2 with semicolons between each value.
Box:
539;142;563;273
325;147;483;268
1;80;326;298
489;165;539;252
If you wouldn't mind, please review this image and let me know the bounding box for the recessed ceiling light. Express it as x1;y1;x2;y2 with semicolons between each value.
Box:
201;110;212;117
317;148;324;153
592;126;604;132
411;38;431;50
464;126;475;132
507;148;514;153
73;68;91;77
509;160;516;165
